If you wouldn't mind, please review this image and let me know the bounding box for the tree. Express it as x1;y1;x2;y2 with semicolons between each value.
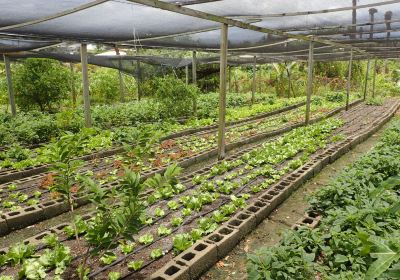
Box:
14;58;70;112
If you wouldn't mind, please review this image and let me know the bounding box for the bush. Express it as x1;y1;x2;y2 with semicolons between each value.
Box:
153;76;199;118
14;58;70;112
325;91;345;103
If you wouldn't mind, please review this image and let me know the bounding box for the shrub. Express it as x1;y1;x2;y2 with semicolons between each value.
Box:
153;76;200;118
14;58;70;112
325;91;345;103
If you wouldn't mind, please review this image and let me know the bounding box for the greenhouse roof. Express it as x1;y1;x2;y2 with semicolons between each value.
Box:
0;0;400;61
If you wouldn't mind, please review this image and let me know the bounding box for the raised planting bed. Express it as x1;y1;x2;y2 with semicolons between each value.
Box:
0;100;308;184
247;113;400;280
0;99;397;280
0;99;363;235
150;99;400;280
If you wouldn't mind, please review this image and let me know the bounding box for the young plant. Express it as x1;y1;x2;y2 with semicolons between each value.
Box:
119;241;136;255
154;207;165;217
171;216;183;227
138;234;154;245
100;252;117;265
150;248;164;260
108;271;121;280
77;169;144;279
128;260;144;271
167;200;179;210
48;131;91;212
157;225;172;236
173;234;193;253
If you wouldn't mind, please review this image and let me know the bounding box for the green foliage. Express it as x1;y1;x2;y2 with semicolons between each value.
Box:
90;68;136;104
83;168;144;253
325;91;345;103
247;119;400;279
119;241;135;254
128;260;143;271
6;243;34;265
108;271;121;280
48;131;90;210
145;164;183;200
100;252;117;265
150;248;164;260
366;96;384;106
14;58;70;112
148;76;200;118
173;233;193;253
138;234;154;245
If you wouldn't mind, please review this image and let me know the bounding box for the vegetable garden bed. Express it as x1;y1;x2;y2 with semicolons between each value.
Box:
0;99;397;280
0;99;361;235
247;110;400;280
0;100;307;183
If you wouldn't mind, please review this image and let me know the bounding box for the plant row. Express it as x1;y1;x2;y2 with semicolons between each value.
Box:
0;97;353;215
0;96;307;171
247;117;400;279
0;92;298;148
0;116;347;280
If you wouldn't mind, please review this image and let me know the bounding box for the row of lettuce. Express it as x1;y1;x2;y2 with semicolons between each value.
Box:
247;118;400;280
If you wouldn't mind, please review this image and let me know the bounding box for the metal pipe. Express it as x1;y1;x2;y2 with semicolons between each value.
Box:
217;23;228;160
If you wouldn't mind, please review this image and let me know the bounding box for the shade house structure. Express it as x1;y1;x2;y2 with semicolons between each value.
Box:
1;0;400;160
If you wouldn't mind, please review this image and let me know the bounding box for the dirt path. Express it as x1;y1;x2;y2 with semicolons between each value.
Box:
200;115;396;280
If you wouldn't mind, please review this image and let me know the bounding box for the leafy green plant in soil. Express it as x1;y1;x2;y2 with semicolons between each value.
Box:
247;118;400;280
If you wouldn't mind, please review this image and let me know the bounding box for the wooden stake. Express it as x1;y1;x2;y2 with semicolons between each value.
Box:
69;63;77;107
115;47;125;102
305;41;314;125
217;23;228;160
192;51;197;116
251;56;256;105
3;55;16;116
372;59;377;98
80;43;92;127
346;49;354;111
136;61;142;101
363;59;371;100
185;65;189;85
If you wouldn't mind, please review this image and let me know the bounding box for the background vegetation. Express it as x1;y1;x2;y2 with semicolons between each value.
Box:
0;51;398;117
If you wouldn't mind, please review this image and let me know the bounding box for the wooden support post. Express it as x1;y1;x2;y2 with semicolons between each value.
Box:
217;23;228;160
192;51;197;85
192;51;197;116
251;56;256;105
305;41;314;125
351;0;357;39
185;65;189;85
3;55;16;116
228;66;231;92
346;49;354;111
372;59;377;98
69;63;77;107
285;62;293;98
136;61;142;101
363;59;371;100
80;43;92;127
115;47;125;102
